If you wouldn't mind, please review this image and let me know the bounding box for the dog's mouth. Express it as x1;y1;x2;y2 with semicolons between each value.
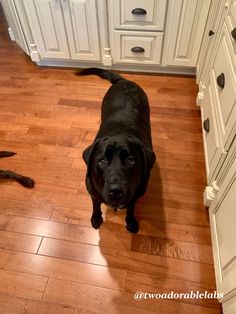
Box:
105;194;131;210
105;199;126;209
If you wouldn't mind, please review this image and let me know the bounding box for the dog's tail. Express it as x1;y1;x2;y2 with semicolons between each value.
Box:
76;68;124;84
0;151;16;158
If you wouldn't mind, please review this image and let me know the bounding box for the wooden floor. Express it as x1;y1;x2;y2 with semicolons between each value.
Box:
0;6;222;314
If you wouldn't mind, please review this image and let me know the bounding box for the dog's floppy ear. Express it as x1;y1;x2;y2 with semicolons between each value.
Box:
128;136;156;197
128;136;156;171
82;139;101;178
83;143;96;165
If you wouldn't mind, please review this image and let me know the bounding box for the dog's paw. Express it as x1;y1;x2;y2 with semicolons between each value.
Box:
126;218;139;234
91;215;103;229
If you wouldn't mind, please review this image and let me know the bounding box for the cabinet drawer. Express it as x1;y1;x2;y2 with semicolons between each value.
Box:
112;31;163;65
209;155;236;297
201;83;226;182
212;25;236;151
110;0;167;31
226;0;236;54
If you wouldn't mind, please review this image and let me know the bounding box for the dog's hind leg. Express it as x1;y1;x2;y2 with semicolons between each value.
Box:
0;170;34;188
0;151;16;158
91;197;103;229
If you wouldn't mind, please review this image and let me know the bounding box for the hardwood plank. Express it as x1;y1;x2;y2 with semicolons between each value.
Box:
0;248;12;268
125;270;221;308
131;235;213;263
0;198;53;220
51;206;91;226
0;214;11;230
44;278;220;314
0;293;75;314
0;269;47;300
5;215;132;250
38;237;216;285
0;230;42;253
3;249;126;291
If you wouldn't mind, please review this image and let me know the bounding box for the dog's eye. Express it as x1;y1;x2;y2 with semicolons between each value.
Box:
98;158;107;167
127;158;135;167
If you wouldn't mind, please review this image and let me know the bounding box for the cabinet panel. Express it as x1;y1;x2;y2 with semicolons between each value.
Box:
201;82;226;182
196;0;227;86
113;31;163;65
212;25;236;151
62;0;100;61
163;0;211;67
1;0;29;54
23;0;70;59
210;156;236;297
215;181;236;268
111;0;167;31
226;0;236;54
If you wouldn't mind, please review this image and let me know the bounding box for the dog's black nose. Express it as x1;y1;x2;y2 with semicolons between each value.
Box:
109;184;123;198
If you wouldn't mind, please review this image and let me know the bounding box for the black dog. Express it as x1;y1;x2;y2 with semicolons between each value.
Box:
0;151;34;188
78;68;156;233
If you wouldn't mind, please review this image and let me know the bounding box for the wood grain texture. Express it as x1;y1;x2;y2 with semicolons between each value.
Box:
0;269;47;299
0;294;75;314
0;4;222;313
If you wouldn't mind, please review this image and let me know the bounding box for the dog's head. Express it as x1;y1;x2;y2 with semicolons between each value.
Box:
83;136;155;209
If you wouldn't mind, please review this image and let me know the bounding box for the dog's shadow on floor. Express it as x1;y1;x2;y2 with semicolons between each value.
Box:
97;161;168;310
135;161;166;241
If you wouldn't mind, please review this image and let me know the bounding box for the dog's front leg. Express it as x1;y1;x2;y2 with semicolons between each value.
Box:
91;197;103;229
126;202;139;234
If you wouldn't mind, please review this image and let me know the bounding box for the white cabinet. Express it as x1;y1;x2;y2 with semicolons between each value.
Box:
61;0;100;61
112;31;163;65
162;0;211;67
112;0;167;31
209;145;236;310
23;0;70;59
109;0;210;70
2;0;211;72
23;0;100;61
1;0;29;55
200;81;226;183
109;0;167;66
197;0;236;311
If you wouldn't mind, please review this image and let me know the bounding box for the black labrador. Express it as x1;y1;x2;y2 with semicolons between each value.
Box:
77;68;156;233
0;151;34;188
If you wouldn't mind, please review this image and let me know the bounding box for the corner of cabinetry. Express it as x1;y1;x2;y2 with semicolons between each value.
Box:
204;181;219;207
196;81;206;107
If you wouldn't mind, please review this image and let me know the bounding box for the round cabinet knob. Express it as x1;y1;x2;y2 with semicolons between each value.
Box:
131;8;147;15
208;30;215;36
203;118;210;133
216;73;225;89
131;47;145;53
231;27;236;40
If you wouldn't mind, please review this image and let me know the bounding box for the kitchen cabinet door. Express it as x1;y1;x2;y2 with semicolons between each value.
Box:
62;0;100;61
23;0;70;59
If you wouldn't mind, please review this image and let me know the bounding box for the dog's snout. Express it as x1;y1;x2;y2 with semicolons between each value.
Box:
109;184;123;198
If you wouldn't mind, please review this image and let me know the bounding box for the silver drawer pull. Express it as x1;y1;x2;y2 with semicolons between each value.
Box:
131;8;147;15
231;27;236;40
203;118;210;133
131;47;145;53
216;73;225;89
